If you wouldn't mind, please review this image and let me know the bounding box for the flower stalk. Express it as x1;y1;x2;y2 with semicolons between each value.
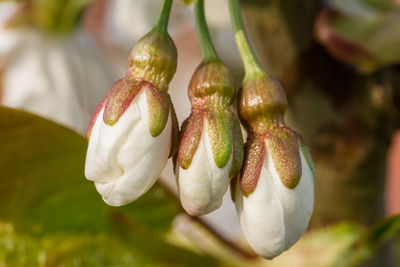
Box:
154;0;173;34
227;0;264;77
194;0;219;62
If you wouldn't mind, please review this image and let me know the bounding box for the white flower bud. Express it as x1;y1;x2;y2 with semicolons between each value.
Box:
85;89;172;206
175;61;244;216
234;141;314;259
176;124;233;216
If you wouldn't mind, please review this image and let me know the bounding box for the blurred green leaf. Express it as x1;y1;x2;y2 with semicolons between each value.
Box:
335;215;400;267
0;106;219;266
260;223;363;267
315;0;400;72
0;222;220;266
0;106;180;234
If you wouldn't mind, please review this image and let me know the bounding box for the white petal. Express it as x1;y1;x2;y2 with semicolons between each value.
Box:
85;89;172;206
2;29;113;134
177;121;233;216
235;142;314;259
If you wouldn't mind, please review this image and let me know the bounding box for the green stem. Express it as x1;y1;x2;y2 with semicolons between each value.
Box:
154;0;173;33
227;0;265;77
195;0;219;62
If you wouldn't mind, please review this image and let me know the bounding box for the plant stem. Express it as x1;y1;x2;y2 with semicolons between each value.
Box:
187;215;258;259
154;0;174;33
157;180;257;259
194;0;219;62
227;0;265;78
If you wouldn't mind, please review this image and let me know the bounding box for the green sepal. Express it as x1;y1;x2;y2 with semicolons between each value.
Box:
145;82;171;137
267;128;302;189
178;112;203;169
240;134;265;197
103;78;142;126
206;110;233;168
230;174;239;203
169;103;180;158
299;138;316;182
229;116;244;178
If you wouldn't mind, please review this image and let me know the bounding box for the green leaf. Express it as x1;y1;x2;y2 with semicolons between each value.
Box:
260;222;363;267
0;106;219;266
0;106;180;234
335;215;400;267
315;0;400;72
0;222;220;266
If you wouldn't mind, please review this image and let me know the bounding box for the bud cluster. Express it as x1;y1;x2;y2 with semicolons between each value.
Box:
84;0;316;260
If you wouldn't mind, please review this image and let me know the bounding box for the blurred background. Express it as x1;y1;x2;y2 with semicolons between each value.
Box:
0;0;400;266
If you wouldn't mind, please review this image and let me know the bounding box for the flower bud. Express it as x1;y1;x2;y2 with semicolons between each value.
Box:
127;30;177;91
85;30;179;207
239;74;287;133
176;61;244;216
234;74;315;259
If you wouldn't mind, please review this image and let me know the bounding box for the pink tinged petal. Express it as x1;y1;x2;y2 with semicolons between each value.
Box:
177;124;233;216
85;90;145;182
87;91;109;140
240;134;266;197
